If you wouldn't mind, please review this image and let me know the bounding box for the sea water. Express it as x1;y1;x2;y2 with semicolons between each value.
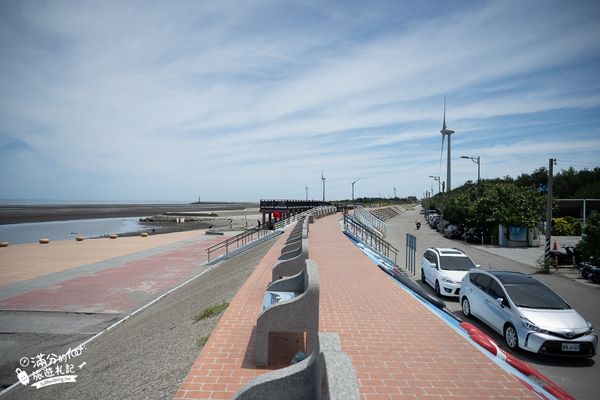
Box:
0;217;149;244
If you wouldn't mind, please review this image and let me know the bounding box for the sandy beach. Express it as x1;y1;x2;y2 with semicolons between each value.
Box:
0;229;210;286
0;223;278;397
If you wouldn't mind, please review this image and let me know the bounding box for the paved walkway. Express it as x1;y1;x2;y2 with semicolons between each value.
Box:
174;214;537;399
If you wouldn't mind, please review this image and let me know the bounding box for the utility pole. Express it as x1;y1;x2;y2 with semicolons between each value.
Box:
321;171;326;202
545;158;556;264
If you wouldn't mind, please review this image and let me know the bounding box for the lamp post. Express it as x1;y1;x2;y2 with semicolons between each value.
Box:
321;171;326;202
460;155;481;183
429;175;441;195
351;178;360;201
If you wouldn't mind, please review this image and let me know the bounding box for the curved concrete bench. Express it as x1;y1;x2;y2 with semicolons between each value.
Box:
272;239;308;281
256;260;319;367
303;217;309;238
236;333;359;400
280;238;302;256
287;227;304;241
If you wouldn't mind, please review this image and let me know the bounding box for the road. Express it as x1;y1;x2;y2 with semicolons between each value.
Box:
385;206;599;400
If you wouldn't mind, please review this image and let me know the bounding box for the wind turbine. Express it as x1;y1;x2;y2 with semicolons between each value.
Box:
351;178;360;201
440;97;455;192
305;185;309;201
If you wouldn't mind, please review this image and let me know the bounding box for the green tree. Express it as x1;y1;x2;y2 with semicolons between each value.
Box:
577;211;600;261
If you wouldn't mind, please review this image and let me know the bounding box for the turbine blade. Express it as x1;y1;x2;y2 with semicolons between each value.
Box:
442;96;447;131
439;134;445;171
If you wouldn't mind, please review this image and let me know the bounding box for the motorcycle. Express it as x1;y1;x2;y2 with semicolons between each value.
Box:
579;258;600;280
416;221;421;230
550;245;581;266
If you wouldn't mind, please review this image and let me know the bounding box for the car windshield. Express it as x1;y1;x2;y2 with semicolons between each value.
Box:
504;283;571;310
439;256;475;271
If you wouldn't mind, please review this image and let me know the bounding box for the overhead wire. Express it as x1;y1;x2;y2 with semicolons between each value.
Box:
555;159;599;168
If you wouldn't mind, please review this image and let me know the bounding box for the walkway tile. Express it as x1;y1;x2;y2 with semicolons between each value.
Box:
174;216;538;399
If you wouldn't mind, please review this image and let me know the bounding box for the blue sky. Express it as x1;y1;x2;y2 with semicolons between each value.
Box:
1;0;599;202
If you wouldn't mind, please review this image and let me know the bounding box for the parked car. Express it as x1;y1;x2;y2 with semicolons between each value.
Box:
444;224;463;239
429;215;440;228
421;248;478;297
460;269;598;357
436;219;450;233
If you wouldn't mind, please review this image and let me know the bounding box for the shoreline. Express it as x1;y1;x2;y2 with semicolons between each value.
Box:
0;202;257;225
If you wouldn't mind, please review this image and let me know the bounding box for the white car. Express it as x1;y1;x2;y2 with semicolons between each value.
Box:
460;269;597;357
421;247;478;297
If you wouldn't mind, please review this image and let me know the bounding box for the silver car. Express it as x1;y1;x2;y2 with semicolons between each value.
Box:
460;269;598;357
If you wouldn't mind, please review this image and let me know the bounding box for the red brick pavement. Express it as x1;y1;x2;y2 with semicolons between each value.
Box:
174;215;538;399
0;236;225;313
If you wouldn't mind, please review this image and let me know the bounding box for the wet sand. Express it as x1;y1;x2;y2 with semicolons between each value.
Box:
0;202;257;224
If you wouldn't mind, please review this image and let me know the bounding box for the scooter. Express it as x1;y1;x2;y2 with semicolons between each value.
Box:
579;258;600;280
416;221;421;230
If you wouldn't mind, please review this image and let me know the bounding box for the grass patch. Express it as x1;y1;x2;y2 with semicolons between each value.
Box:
195;335;210;348
194;301;229;322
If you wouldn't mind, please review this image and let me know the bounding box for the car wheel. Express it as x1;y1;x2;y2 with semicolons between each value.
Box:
582;270;590;279
461;297;471;318
435;280;441;297
421;269;425;283
504;323;519;351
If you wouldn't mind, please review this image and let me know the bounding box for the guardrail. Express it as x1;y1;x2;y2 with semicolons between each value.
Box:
353;206;387;237
343;213;398;264
206;227;273;262
273;205;335;230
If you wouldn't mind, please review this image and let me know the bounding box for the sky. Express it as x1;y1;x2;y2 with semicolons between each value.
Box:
1;0;599;203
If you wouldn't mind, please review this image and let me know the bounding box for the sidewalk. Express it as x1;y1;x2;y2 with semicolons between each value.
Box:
174;214;537;399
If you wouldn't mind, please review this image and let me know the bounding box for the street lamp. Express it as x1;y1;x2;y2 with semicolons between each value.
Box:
321;171;326;202
460;155;481;183
429;175;441;195
351;178;360;201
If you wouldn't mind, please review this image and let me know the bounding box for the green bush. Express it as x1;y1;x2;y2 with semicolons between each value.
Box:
552;217;582;236
552;218;574;236
563;216;582;235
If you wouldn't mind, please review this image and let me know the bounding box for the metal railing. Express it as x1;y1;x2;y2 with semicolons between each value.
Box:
273;205;337;230
343;213;398;264
260;199;331;211
406;233;417;275
353;206;387;237
206;227;273;262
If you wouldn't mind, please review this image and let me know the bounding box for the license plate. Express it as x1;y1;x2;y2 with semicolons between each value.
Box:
561;343;580;352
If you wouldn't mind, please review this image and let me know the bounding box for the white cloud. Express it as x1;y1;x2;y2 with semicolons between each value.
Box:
1;0;599;201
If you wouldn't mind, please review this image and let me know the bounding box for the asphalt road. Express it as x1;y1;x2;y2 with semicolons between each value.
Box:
386;206;599;400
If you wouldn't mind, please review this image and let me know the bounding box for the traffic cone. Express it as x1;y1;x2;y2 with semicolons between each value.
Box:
552;241;558;251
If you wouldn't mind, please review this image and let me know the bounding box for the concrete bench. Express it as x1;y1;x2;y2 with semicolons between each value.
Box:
272;238;308;280
280;235;302;254
236;333;359;400
255;259;319;367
